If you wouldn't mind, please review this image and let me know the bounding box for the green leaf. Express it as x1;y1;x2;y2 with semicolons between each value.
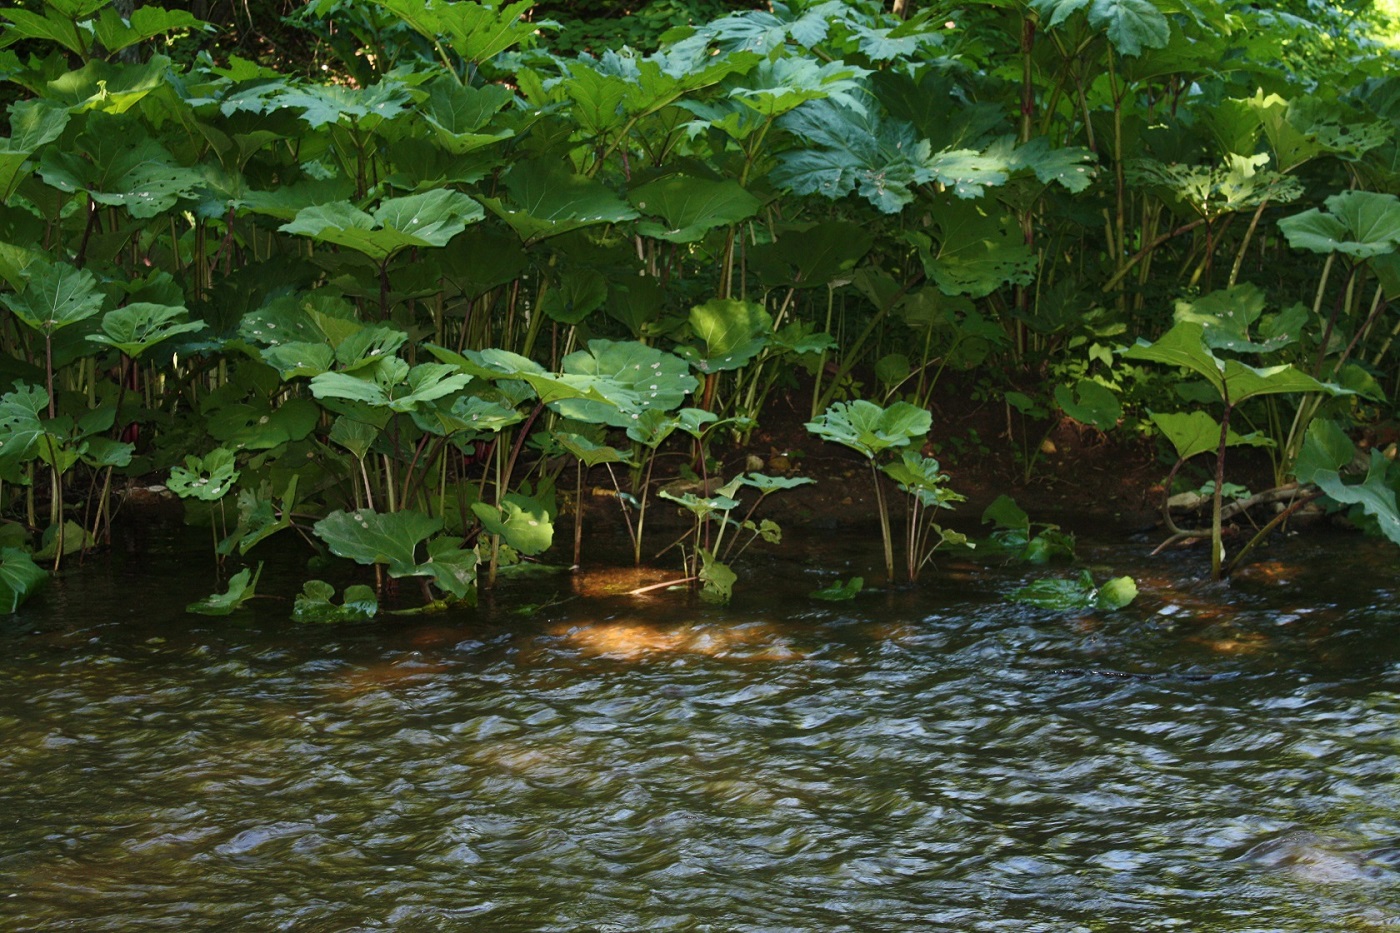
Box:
630;175;762;243
553;431;634;467
739;472;815;494
471;492;553;556
370;0;537;64
773;96;929;214
0;547;46;613
747;221;875;288
1294;418;1354;486
280;189;483;261
1096;576;1139;611
1123;322;1345;406
680;298;771;373
0;258;104;335
1054;380;1121;430
0;383;49;477
1149;410;1271;462
220;476;299;556
1279;190;1400;260
38;114;202;217
1312;451;1400;546
698;548;737;605
552;339;697;428
313;508;443;577
1032;0;1171;57
168;448;239;502
328;416;379;460
87;303;205;357
881;449;961;508
415;536;478;601
805;399;931;459
93;5;208;54
982;494;1030;533
917;199;1037;298
419;76;516;153
187;564;263;616
1011;569;1134;612
809;576;863;601
479;161;638;243
1009;136;1097;194
292;579;379;623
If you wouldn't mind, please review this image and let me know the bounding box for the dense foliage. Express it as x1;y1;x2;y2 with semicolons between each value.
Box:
0;0;1398;613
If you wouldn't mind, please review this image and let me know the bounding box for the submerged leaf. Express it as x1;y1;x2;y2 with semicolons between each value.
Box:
809;576;863;601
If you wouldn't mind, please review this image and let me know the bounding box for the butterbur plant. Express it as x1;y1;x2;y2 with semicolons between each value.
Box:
805;399;937;581
658;472;813;604
880;449;969;582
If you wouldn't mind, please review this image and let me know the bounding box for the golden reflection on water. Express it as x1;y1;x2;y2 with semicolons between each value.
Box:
542;619;808;663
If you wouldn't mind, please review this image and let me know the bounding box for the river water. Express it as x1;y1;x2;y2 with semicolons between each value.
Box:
3;523;1399;931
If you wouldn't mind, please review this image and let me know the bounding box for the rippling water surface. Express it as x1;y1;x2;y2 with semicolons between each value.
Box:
3;525;1400;931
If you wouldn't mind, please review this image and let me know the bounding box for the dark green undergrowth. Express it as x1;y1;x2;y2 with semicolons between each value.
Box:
0;0;1399;615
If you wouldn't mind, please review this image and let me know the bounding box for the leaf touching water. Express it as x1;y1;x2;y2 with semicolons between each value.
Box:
0;548;47;614
293;580;379;623
187;563;263;616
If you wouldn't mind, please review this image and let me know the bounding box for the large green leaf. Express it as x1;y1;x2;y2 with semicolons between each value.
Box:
747;221;875;288
1031;0;1171;57
1313;451;1400;546
87;303;205;357
773;96;929;214
38;114;202;218
630;175;762;243
168;448;239;502
1054;380;1121;431
1293;418;1354;486
471;492;554;555
281;189;483;261
369;0;537;64
1149;410;1271;462
275;80;411;130
679;298;772;373
0;259;103;335
917;199;1037;298
419;76;515;153
218;478;300;556
806;399;931;459
93;5;208;55
552;339;697;428
415;537;478;600
314;508;443;576
0;99;69;203
479;161;637;243
1278;190;1400;260
0;383;48;479
0;2;104;58
0;547;47;613
1123;322;1343;406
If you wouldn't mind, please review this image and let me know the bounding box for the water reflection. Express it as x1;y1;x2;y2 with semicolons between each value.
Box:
2;529;1399;930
